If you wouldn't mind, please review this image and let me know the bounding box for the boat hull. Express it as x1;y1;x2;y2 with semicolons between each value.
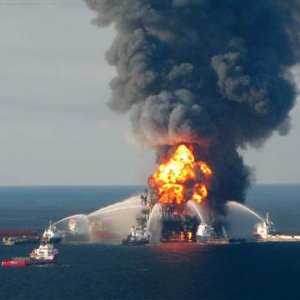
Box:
257;234;300;242
2;257;56;267
3;235;40;246
122;238;149;246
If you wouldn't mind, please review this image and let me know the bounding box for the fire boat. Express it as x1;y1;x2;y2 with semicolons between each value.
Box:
254;212;277;239
122;225;150;245
196;223;216;241
196;224;245;244
122;206;150;245
254;213;300;242
41;221;62;244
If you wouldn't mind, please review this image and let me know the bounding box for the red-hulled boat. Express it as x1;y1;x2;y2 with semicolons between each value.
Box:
2;243;59;267
88;220;120;241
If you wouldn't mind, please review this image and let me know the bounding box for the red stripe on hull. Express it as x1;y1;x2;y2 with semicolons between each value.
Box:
2;260;26;267
0;230;37;236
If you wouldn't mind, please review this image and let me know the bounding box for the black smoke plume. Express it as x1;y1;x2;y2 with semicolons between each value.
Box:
84;0;300;214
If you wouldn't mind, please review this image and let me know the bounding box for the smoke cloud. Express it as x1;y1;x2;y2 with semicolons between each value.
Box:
84;0;300;212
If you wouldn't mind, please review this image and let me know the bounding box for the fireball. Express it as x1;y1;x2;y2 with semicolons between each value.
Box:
148;144;212;206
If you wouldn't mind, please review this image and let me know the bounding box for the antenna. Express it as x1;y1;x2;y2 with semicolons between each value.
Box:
266;212;269;224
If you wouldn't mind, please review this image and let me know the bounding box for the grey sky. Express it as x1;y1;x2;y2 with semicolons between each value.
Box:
0;0;299;185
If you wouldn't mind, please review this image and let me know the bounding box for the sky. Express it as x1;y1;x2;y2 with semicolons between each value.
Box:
0;0;299;185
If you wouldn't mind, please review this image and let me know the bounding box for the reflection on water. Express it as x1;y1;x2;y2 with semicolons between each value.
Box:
153;243;205;264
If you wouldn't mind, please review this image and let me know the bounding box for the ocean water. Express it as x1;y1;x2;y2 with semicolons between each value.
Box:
0;185;300;300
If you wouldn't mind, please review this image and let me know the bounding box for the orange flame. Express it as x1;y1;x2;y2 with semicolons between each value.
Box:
192;183;208;202
148;144;212;205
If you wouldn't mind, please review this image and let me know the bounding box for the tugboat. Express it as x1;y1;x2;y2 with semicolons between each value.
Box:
41;221;62;244
122;226;150;245
2;243;59;267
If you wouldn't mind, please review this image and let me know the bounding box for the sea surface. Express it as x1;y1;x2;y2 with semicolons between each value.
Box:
0;185;300;300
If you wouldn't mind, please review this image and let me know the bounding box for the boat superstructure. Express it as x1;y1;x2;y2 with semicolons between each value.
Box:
68;219;77;233
196;224;216;241
254;212;277;239
41;221;62;244
30;243;59;261
254;213;300;242
122;225;150;245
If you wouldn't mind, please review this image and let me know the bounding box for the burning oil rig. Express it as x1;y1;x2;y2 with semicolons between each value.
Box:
139;144;217;243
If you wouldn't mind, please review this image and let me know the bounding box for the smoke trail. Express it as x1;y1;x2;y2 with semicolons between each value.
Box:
83;0;300;213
